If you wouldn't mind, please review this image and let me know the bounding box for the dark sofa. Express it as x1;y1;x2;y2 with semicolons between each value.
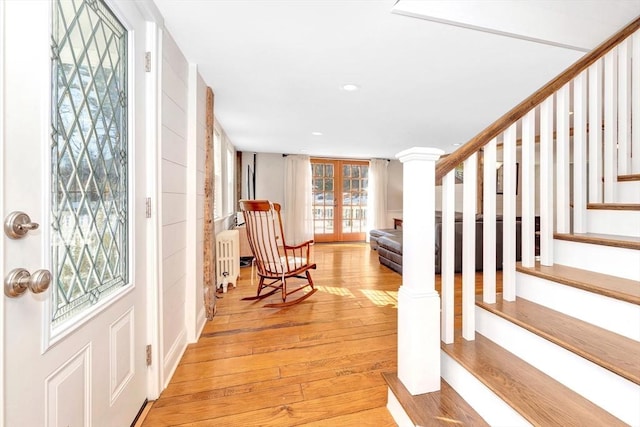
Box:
372;214;523;275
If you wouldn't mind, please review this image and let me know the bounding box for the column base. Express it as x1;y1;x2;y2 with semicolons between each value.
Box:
397;285;441;395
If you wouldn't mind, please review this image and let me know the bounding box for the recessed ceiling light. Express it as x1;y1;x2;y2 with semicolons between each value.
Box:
311;132;323;136
452;143;461;146
341;84;360;92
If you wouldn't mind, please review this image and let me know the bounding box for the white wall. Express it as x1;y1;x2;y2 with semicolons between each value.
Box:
386;160;403;228
160;31;189;385
241;152;285;206
186;66;206;342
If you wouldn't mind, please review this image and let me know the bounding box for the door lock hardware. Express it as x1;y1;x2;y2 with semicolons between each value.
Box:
4;211;40;239
4;268;52;297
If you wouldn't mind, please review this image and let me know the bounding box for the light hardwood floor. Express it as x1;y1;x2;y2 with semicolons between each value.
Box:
140;243;494;426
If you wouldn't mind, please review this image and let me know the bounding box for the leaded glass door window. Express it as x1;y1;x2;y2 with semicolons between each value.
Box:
51;0;128;326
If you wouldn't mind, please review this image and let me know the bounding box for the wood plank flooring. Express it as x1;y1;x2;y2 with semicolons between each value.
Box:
140;243;493;426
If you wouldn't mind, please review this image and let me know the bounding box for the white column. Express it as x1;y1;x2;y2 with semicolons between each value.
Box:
396;146;443;395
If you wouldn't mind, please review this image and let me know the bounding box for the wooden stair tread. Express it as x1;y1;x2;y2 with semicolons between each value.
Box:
587;203;640;211
618;174;640;182
382;372;489;426
516;262;640;305
442;334;627;426
476;296;640;384
554;232;640;250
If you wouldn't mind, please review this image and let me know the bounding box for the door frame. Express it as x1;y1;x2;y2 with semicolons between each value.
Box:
0;1;6;422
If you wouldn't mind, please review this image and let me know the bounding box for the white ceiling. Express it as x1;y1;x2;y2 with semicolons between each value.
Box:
152;0;640;159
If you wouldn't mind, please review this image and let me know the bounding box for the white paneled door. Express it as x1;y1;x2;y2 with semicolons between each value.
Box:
2;1;150;425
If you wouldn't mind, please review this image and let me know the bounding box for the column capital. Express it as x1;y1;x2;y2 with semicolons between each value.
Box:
396;147;444;163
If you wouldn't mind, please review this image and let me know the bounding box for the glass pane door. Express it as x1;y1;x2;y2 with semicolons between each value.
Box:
312;159;368;242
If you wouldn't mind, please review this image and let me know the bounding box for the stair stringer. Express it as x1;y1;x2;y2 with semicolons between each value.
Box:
554;239;640;281
516;271;640;340
440;350;530;427
475;305;640;426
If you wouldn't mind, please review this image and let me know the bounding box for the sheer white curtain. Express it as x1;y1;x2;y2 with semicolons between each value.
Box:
367;159;389;240
284;155;314;245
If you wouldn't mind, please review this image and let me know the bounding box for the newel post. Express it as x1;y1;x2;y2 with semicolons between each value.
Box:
396;147;444;395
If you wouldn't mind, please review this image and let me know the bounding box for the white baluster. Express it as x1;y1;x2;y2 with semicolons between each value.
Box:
521;110;536;266
540;96;555;266
618;38;631;175
462;153;477;340
441;170;455;344
556;84;570;233
396;147;443;395
604;49;618;202
573;71;588;233
483;138;497;302
632;31;640;174
589;60;604;203
502;124;517;301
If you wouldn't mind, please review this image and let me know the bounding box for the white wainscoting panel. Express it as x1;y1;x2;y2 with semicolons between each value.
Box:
109;308;135;404
45;344;91;427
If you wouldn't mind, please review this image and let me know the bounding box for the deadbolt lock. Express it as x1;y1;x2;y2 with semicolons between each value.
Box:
4;211;40;239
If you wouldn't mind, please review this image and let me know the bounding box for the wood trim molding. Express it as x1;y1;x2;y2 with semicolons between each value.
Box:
436;16;640;181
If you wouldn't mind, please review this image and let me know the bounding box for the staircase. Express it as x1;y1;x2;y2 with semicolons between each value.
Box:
385;16;640;427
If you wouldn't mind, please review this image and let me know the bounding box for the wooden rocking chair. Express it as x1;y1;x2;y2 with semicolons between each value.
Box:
239;200;317;308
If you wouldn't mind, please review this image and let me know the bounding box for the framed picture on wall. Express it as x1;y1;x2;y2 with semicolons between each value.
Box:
497;162;519;195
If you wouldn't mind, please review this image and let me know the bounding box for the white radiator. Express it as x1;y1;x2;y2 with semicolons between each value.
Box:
216;229;240;291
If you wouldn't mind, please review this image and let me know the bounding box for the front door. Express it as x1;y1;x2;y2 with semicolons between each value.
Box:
311;159;369;242
2;1;149;425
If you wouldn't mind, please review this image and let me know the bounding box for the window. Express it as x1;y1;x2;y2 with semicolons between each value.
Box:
226;143;235;214
51;0;128;326
213;128;222;218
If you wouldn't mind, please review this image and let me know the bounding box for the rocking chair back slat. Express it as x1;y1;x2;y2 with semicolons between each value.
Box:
239;200;317;307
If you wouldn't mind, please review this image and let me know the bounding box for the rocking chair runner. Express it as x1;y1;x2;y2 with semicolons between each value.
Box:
239;200;317;307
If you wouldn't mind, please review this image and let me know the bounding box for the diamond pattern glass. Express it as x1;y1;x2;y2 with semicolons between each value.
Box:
51;0;128;326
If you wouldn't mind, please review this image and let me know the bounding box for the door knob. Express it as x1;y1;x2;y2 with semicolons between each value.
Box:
4;211;40;239
4;268;52;297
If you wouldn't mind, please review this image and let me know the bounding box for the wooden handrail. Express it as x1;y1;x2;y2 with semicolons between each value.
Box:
436;15;640;181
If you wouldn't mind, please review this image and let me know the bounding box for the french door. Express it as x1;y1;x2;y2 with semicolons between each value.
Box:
2;1;150;425
311;159;369;242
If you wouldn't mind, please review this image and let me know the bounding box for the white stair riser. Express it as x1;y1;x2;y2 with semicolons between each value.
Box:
386;389;416;427
616;180;640;204
477;307;640;426
516;272;640;340
441;351;531;427
587;209;640;237
554;239;640;281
